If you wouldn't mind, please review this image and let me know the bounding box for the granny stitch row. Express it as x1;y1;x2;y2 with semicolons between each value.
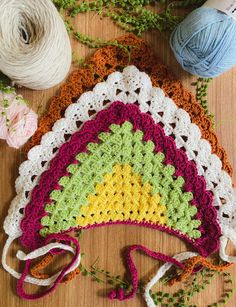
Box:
75;163;168;228
21;102;219;257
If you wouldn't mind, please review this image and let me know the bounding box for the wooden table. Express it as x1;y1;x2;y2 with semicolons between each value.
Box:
1;11;236;307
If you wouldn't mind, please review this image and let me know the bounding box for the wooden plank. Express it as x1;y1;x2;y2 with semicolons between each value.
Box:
0;11;236;307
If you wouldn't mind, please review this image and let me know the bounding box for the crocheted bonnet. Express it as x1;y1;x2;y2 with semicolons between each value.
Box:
2;35;236;304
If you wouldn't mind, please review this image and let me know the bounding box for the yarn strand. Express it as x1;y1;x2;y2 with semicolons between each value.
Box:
108;244;185;301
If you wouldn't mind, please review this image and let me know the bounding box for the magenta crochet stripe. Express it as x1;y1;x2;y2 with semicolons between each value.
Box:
20;101;221;257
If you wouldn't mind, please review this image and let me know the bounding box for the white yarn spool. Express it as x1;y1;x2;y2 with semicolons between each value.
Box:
0;0;72;90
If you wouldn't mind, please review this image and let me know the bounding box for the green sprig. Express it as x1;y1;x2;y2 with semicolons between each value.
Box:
192;77;215;127
53;0;215;123
79;254;234;306
0;72;12;88
58;0;206;37
150;267;234;306
79;257;145;293
53;0;76;9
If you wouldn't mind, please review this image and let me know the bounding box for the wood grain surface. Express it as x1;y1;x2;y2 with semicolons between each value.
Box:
1;11;236;307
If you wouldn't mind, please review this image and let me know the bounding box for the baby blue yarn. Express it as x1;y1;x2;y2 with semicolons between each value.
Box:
170;7;236;78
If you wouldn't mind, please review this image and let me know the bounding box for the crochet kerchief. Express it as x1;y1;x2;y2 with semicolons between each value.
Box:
2;37;236;305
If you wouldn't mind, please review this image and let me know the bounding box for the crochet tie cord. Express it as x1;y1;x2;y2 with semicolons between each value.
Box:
1;38;236;304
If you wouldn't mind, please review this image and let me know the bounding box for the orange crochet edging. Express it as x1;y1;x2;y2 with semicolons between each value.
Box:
25;34;232;176
30;254;80;283
169;256;233;286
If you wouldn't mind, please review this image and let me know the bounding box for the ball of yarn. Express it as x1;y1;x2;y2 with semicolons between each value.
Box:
170;7;236;78
0;0;72;90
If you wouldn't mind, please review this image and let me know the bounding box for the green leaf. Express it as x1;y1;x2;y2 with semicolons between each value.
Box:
0;72;11;86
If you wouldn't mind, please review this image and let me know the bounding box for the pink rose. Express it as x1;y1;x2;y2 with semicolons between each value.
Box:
0;91;38;149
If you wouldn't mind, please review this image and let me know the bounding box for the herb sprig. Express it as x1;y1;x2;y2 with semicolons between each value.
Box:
192;77;214;126
79;257;234;306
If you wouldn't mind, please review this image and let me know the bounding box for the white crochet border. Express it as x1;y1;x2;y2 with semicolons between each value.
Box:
4;66;236;251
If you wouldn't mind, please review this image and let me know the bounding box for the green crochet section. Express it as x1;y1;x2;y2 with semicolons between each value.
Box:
40;122;201;239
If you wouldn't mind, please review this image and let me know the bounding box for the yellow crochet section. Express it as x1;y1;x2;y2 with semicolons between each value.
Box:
77;164;167;227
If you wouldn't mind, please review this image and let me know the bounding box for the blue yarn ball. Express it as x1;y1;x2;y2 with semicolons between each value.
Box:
170;7;236;78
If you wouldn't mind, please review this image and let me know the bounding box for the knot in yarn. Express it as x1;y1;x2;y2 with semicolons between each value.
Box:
108;288;125;301
170;7;236;78
0;0;71;90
